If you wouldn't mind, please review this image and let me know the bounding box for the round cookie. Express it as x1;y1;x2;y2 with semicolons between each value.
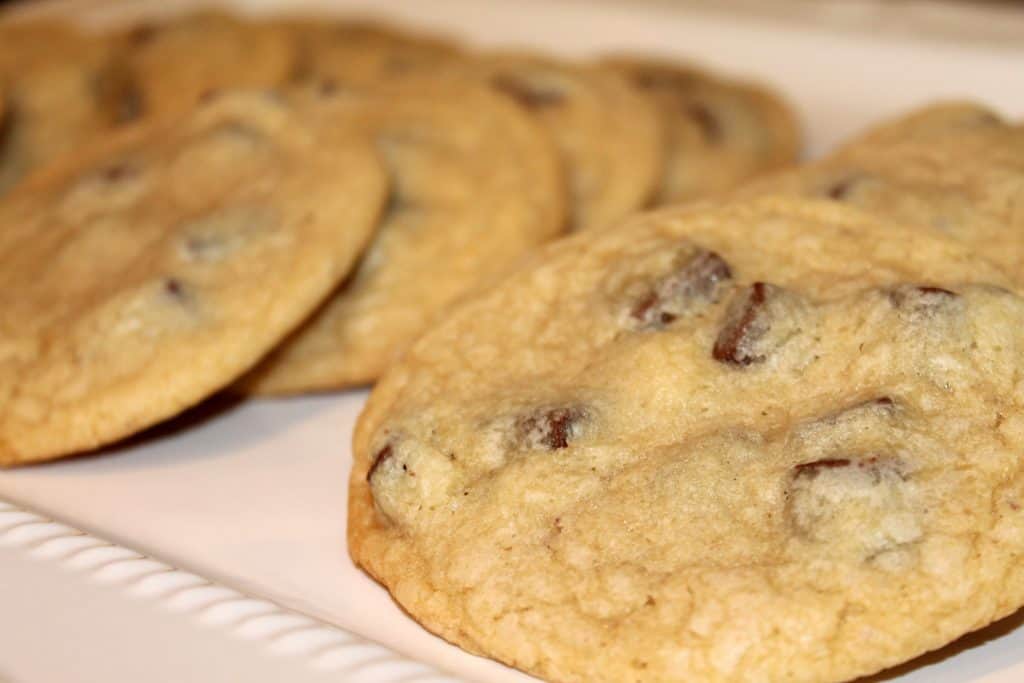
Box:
739;103;1024;280
351;197;1024;683
0;90;387;465
241;79;565;394
279;18;463;86
0;20;134;194
117;12;296;119
604;57;801;205
449;54;663;232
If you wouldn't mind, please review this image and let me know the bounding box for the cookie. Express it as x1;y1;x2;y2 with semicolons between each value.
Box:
117;12;296;119
279;18;463;86
0;20;134;193
739;102;1024;279
0;90;387;465
605;57;801;205
241;79;565;394
444;54;663;232
350;197;1024;683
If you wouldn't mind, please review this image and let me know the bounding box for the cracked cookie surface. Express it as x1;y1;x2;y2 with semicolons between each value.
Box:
241;79;564;394
350;197;1024;683
0;90;386;465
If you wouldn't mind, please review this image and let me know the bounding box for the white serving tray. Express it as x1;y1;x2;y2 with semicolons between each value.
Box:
2;1;1024;681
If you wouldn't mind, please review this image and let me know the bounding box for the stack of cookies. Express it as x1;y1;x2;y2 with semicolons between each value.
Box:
0;11;799;464
5;8;1024;683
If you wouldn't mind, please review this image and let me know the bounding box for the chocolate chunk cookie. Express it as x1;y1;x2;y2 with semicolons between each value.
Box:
0;90;387;465
240;79;564;394
350;197;1024;683
605;57;801;205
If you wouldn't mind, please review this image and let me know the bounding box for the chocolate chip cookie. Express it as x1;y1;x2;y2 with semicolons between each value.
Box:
350;197;1024;683
240;78;564;394
605;57;801;205
0;90;387;465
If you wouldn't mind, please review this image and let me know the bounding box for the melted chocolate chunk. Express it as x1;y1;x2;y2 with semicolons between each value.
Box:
367;444;394;483
516;407;585;450
631;250;732;329
491;74;565;110
712;282;770;365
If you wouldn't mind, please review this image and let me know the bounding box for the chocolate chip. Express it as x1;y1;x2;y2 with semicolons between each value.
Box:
316;79;339;97
793;458;852;479
631;249;732;330
198;89;222;105
163;278;186;300
367;444;393;483
713;282;770;365
795;455;905;484
516;407;586;450
101;164;137;182
94;66;145;125
127;23;157;46
491;74;565;110
687;102;722;143
825;175;861;201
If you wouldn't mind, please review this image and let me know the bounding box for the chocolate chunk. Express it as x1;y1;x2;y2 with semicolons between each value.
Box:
491;74;565;110
199;89;223;105
127;23;157;46
367;444;393;483
793;458;852;479
316;79;339;97
713;282;771;365
516;407;586;451
794;456;903;483
631;249;732;330
163;278;186;300
94;66;145;125
686;102;722;143
101;164;138;182
825;174;862;201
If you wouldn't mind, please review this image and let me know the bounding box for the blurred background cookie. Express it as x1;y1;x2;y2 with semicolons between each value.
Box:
0;90;387;465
